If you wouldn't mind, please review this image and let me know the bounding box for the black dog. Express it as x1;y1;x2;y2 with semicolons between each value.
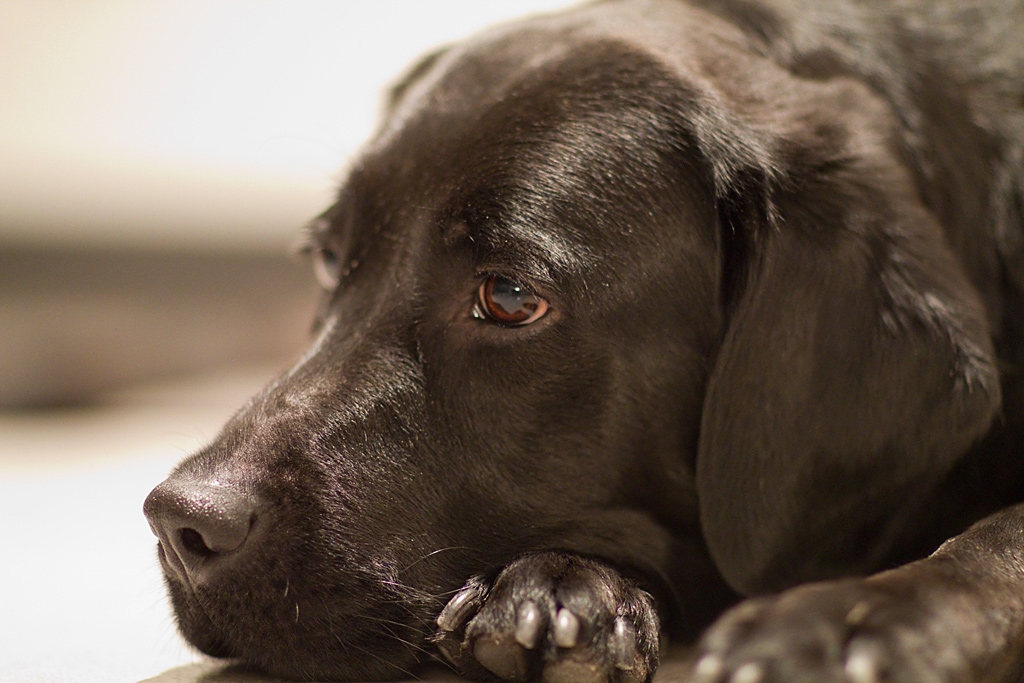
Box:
144;0;1024;681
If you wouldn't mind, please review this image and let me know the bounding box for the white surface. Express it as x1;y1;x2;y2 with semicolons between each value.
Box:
0;366;276;683
0;1;576;251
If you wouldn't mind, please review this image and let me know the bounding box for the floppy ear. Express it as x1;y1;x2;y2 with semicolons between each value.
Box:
694;78;1002;595
384;45;450;114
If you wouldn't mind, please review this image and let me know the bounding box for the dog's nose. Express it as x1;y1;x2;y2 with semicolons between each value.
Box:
143;478;258;583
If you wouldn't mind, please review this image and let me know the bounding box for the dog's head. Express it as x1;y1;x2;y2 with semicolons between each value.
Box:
144;3;999;679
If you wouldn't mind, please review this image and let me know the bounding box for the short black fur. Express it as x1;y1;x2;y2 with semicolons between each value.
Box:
144;1;1024;681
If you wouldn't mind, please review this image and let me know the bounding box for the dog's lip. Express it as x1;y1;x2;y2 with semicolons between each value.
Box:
160;536;440;679
155;540;190;584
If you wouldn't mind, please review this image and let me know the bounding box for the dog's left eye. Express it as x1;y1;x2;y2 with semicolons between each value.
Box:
475;275;549;326
312;247;342;290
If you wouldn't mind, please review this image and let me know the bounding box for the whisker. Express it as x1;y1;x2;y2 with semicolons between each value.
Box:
377;579;451;603
400;545;477;573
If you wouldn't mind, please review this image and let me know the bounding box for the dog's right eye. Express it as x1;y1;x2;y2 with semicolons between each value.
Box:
312;247;342;290
475;275;550;326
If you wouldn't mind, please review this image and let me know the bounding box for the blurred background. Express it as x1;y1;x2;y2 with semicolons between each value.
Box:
1;0;577;409
0;2;574;682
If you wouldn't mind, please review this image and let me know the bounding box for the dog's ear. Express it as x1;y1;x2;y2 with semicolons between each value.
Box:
694;76;1002;595
384;46;450;115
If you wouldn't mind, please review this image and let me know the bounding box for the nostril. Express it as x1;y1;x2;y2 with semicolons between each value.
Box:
181;510;253;555
143;477;260;582
179;527;216;559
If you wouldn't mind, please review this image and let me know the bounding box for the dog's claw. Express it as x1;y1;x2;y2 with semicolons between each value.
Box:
730;662;764;683
609;617;637;670
692;654;725;682
515;600;544;649
438;579;486;632
844;640;885;683
439;554;659;683
554;607;581;648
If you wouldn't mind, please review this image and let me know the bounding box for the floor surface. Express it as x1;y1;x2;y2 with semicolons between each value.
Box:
1;366;273;683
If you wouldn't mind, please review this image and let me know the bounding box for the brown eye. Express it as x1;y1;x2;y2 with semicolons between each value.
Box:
476;275;549;326
312;247;341;290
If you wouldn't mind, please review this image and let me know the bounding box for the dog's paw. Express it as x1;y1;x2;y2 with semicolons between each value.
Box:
686;574;978;683
433;552;659;683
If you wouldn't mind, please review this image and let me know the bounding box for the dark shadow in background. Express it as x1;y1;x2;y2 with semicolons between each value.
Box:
0;245;317;410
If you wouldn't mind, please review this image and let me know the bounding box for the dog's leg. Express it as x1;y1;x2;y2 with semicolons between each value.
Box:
433;552;660;683
686;502;1024;683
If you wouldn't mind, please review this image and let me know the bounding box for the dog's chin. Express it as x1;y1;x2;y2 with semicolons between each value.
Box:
165;574;430;682
179;612;427;682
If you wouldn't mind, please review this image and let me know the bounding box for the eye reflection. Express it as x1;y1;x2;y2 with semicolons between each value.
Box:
476;276;549;326
312;247;342;290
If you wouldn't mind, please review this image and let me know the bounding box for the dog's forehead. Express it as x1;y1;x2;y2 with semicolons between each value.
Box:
377;17;677;150
380;0;734;124
323;3;728;283
384;27;580;130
